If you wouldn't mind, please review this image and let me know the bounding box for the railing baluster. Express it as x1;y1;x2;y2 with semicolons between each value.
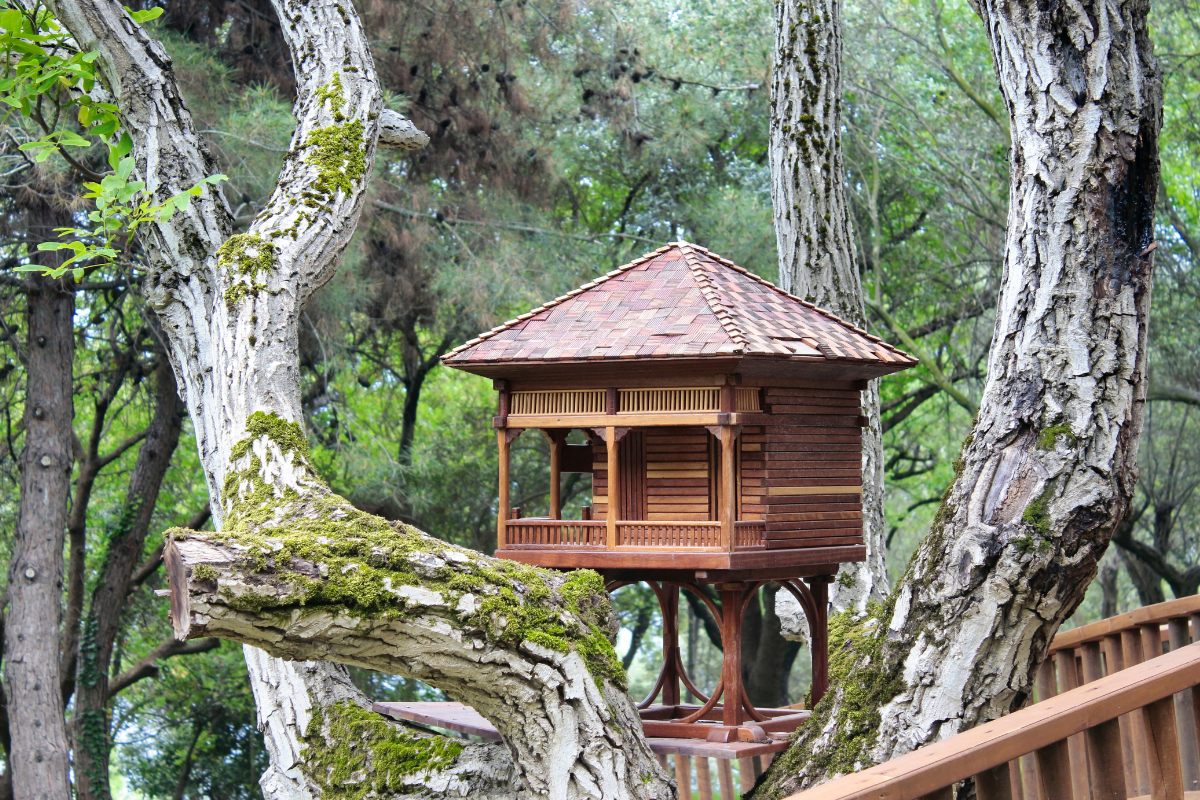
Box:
1103;633;1142;793
1168;616;1200;791
1122;628;1154;796
976;763;1013;800
1019;753;1039;800
674;755;691;800
1034;739;1074;800
1056;649;1092;800
1008;759;1025;800
716;759;735;800
1143;695;1185;800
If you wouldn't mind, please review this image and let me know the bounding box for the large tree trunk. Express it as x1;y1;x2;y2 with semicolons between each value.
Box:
769;0;888;616
73;361;186;800
4;267;74;799
46;0;669;797
755;0;1160;791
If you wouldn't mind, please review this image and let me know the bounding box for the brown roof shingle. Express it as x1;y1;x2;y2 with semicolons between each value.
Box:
442;242;917;370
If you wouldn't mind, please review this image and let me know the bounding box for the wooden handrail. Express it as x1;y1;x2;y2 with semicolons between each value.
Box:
785;640;1200;800
1049;594;1200;651
784;600;1200;800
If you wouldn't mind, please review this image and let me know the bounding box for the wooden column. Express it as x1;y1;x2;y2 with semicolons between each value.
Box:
497;429;510;550
661;584;682;706
719;427;737;551
807;575;831;704
606;426;619;549
718;583;746;728
543;430;566;520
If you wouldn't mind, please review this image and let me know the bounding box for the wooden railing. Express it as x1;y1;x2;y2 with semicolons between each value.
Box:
784;594;1200;800
617;521;722;548
735;520;766;548
505;519;606;547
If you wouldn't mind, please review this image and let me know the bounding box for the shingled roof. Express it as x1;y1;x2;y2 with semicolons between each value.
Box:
442;242;917;370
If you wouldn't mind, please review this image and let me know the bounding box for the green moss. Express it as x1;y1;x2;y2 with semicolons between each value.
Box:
303;119;366;203
837;570;855;589
192;564;218;581
1037;423;1078;451
314;73;346;121
302;701;462;799
217;233;276;310
1022;482;1055;536
231;411;312;463
771;600;905;782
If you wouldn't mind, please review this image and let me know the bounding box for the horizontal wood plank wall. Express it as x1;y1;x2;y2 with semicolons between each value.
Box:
741;426;766;521
647;427;713;521
592;428;715;521
763;387;864;550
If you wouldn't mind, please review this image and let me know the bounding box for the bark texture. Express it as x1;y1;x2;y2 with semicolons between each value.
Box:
73;361;186;800
770;0;888;614
756;0;1161;791
244;650;516;799
45;1;673;796
4;272;74;800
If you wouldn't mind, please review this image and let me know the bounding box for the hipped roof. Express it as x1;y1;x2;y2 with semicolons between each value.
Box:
442;242;917;376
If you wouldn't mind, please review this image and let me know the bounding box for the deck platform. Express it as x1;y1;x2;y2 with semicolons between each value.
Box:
372;701;794;759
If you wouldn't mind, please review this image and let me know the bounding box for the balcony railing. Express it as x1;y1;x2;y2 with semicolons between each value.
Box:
735;520;766;548
618;521;721;548
504;519;766;550
505;519;606;547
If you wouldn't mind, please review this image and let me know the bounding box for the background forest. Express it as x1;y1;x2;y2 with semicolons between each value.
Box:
0;0;1196;795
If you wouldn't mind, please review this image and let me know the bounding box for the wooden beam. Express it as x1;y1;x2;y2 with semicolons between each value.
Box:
720;427;737;550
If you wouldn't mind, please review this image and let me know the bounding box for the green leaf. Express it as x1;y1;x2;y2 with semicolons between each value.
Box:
127;6;164;23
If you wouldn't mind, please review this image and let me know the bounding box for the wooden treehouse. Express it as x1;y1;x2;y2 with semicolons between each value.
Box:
440;241;917;744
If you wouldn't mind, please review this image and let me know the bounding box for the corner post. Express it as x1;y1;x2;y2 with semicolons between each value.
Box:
720;427;737;551
606;425;619;549
497;429;510;551
543;429;566;520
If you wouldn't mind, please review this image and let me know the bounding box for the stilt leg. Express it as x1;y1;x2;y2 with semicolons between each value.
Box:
806;576;832;705
718;583;748;728
662;584;681;707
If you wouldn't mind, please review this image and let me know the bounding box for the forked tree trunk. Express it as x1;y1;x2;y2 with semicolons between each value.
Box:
46;1;671;797
769;0;888;615
755;0;1160;792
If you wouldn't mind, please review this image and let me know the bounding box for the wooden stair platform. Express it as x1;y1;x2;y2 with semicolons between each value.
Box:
373;701;791;760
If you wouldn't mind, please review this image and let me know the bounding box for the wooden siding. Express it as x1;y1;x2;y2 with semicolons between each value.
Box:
762;387;864;550
593;427;716;521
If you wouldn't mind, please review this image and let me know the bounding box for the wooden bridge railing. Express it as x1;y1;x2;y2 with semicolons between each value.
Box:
784;594;1200;800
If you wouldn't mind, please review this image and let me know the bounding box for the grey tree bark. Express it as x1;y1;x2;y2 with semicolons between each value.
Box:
44;0;669;797
756;0;1160;790
769;0;889;617
4;223;75;800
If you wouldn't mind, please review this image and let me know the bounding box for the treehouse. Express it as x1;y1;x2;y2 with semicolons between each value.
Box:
442;241;917;743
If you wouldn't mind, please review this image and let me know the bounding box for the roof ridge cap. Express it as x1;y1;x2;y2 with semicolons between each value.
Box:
677;242;747;348
685;241;908;353
441;242;674;362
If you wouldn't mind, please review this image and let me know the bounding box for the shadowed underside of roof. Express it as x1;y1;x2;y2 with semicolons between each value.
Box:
442;242;917;371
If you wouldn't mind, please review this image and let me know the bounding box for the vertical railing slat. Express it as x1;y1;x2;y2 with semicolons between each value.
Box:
1034;739;1074;800
674;755;691;800
976;763;1014;800
1168;616;1200;791
695;756;713;800
1102;632;1142;793
1056;649;1092;800
1144;694;1185;800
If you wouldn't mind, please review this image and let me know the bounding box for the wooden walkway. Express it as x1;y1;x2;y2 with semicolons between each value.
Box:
784;593;1200;800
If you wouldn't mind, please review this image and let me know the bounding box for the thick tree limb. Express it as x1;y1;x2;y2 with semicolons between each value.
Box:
166;526;671;800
